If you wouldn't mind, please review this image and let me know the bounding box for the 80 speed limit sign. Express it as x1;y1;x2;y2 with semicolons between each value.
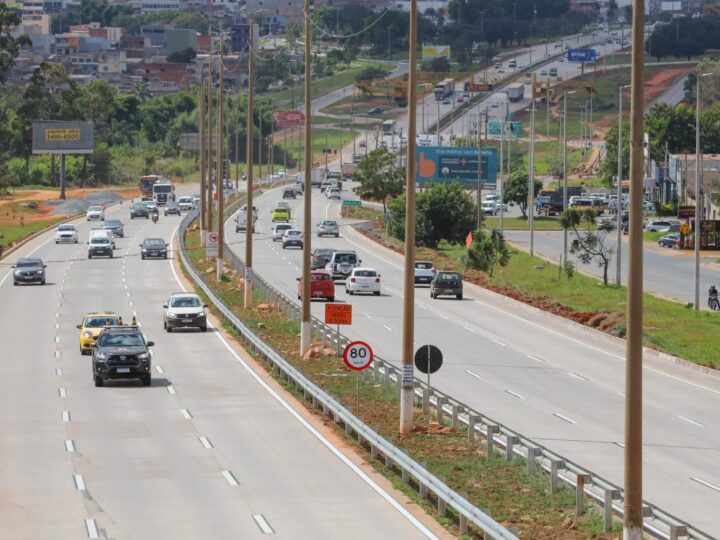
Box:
343;341;374;371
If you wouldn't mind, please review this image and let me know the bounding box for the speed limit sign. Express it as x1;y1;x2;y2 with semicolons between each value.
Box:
343;341;374;371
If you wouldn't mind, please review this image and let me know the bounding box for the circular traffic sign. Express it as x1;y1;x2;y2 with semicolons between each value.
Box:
414;344;443;374
343;341;374;371
208;232;218;243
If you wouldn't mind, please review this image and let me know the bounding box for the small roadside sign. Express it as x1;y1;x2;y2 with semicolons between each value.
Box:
414;344;443;374
325;303;352;325
206;232;218;258
680;222;691;235
342;199;362;206
343;341;373;371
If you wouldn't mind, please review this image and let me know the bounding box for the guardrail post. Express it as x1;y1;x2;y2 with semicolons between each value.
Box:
422;387;430;416
506;435;519;461
385;453;392;469
486;425;499;458
575;474;588;516
401;466;409;485
527;447;541;474
436;397;446;424
603;489;620;532
468;415;480;443
459;492;469;535
419;462;428;499
550;459;565;493
370;444;378;460
373;360;381;382
481;508;492;540
384;365;391;388
452;404;461;428
669;524;688;539
437;478;447;517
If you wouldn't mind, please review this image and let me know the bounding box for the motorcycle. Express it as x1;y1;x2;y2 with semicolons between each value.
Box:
151;211;159;224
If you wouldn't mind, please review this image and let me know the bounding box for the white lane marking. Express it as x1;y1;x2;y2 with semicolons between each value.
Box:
55;368;63;376
253;514;275;534
617;391;626;397
54;351;61;358
74;474;86;490
418;303;428;310
568;372;589;382
85;518;99;539
614;442;625;449
382;324;392;331
493;339;507;347
691;477;720;493
465;370;484;381
198;436;214;449
54;336;60;343
552;413;577;424
222;470;239;486
505;390;525;399
65;440;75;452
167;385;176;395
527;354;545;363
169;224;441;540
363;312;373;320
58;388;66;398
180;408;193;419
55;323;60;330
62;411;70;423
126;292;131;297
439;314;449;320
462;326;477;334
155;365;165;374
677;415;704;427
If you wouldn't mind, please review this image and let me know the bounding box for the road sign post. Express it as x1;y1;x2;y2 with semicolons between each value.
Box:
325;303;352;356
414;345;444;421
206;231;219;258
343;340;374;415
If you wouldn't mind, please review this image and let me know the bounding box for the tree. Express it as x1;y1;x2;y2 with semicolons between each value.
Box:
353;148;404;213
503;170;542;218
465;227;510;276
355;66;387;82
561;208;615;286
0;3;31;83
388;182;476;248
132;82;151;103
167;47;197;63
420;56;450;73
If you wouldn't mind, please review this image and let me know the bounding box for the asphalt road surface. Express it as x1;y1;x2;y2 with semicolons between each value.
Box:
226;183;720;536
0;196;441;539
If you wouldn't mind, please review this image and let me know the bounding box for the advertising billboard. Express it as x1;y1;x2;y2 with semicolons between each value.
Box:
567;48;597;62
32;121;94;154
274;110;305;127
421;45;451;59
416;146;497;187
487;121;522;138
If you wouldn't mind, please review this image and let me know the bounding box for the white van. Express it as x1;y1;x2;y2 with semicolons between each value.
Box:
87;231;114;259
89;228;115;248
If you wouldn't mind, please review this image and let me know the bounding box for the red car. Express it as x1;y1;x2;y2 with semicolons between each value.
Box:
297;271;335;302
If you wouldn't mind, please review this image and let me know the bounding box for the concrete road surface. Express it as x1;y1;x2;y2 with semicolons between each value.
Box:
226;183;720;536
0;196;441;539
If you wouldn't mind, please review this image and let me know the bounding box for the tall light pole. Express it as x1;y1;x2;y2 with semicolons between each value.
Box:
694;72;711;311
529;76;537;257
300;0;313;354
207;57;214;233
216;41;225;281
199;66;206;245
562;90;576;265
624;1;645;537
616;84;630;288
244;23;256;310
400;0;418;434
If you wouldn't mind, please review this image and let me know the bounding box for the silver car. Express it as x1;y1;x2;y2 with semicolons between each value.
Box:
317;220;339;238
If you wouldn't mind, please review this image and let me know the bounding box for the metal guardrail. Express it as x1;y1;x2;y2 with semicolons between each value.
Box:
178;209;518;540
210;205;715;540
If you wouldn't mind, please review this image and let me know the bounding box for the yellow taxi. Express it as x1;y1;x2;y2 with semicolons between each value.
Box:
77;312;123;355
271;208;290;222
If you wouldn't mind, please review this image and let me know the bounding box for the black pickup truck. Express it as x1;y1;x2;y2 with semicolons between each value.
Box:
92;326;154;387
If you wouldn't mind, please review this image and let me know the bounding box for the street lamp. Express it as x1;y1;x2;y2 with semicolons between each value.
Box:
694;72;712;311
616;84;631;289
562;89;576;265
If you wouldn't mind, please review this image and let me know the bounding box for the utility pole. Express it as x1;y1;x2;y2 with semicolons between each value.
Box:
529;76;537;257
624;1;645;537
694;73;711;311
235;95;240;190
563;91;569;264
207;57;214;233
300;0;313;354
616;84;628;289
259;99;263;182
400;0;418;434
216;42;225;281
499;102;505;231
199;67;207;245
244;24;255;310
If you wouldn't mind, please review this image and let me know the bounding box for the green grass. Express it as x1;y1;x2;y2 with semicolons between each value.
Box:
0;216;68;250
514;140;585;176
484;215;565;230
287;128;354;165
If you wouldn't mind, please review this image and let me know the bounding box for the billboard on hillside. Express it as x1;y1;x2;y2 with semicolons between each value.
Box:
416;146;497;188
422;45;451;59
32;121;94;154
567;48;597;62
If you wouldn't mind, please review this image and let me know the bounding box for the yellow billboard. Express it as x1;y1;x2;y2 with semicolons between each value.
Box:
422;45;451;59
45;128;81;141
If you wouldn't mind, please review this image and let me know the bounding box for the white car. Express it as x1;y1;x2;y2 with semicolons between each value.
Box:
177;196;194;211
326;188;341;200
86;205;105;221
273;223;292;241
414;261;435;285
282;229;303;249
145;200;157;212
55;224;78;244
345;267;381;296
481;201;496;215
163;292;208;332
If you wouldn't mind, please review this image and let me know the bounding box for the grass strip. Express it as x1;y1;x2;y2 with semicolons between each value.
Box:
179;218;622;538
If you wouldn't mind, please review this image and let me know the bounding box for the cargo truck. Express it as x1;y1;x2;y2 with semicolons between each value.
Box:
505;82;525;102
434;78;455;100
311;168;324;188
341;163;358;179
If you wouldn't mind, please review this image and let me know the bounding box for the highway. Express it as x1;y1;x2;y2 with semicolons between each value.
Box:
505;229;720;306
0;197;443;539
226;183;720;536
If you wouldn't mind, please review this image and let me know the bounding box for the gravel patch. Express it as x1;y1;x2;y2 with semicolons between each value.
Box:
51;191;122;215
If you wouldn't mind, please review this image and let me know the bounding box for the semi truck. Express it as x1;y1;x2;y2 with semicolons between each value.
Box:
152;181;175;206
311;168;324;188
341;163;358;179
434;78;455;100
536;188;582;216
505;82;525;102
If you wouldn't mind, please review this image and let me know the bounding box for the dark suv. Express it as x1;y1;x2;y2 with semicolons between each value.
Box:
130;203;150;219
430;271;463;300
92;326;154;387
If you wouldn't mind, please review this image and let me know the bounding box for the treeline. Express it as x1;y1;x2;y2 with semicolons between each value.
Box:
0;63;291;190
647;15;720;60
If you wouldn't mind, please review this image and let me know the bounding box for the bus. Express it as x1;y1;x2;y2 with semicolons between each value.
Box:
382;119;396;134
139;175;161;197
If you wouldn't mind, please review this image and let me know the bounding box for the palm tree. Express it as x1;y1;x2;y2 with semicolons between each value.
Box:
132;82;151;103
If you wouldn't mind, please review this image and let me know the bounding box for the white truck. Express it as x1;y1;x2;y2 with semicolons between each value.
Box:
505;82;525;102
311;168;324;188
341;163;358;179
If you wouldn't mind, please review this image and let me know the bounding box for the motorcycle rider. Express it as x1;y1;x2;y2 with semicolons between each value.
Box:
709;285;719;309
151;207;159;223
